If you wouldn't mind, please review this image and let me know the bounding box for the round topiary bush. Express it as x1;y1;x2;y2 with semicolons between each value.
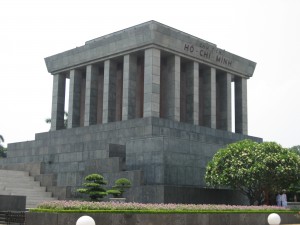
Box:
77;174;108;201
108;178;131;198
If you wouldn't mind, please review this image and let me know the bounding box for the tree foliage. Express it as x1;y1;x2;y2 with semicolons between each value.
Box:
205;139;300;205
288;145;300;199
77;174;108;201
107;178;132;197
290;145;300;156
45;112;68;129
0;135;7;158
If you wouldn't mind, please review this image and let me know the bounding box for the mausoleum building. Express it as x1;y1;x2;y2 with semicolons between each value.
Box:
1;21;261;204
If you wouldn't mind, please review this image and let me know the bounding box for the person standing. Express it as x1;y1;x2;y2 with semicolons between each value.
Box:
281;190;288;207
276;193;282;206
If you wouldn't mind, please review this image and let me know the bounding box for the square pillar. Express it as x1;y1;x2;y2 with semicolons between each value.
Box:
50;73;66;131
161;55;180;121
186;61;199;125
122;54;137;120
203;67;216;129
96;69;104;124
115;63;123;121
143;48;160;118
217;72;232;131
68;69;82;128
135;56;144;118
103;60;117;123
235;77;248;134
84;65;99;126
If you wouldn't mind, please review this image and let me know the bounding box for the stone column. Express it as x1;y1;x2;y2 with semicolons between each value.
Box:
68;69;82;128
186;61;199;125
161;55;180;121
122;54;137;120
136;57;144;118
96;70;104;124
84;65;98;126
50;74;66;131
218;72;232;131
103;60;117;123
203;67;216;128
235;77;248;134
115;64;123;121
80;76;86;127
143;48;160;118
169;55;181;121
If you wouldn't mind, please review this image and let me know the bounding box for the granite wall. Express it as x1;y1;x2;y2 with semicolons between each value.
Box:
1;117;261;203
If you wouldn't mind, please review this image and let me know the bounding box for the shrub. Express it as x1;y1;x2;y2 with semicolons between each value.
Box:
108;178;131;198
77;174;107;201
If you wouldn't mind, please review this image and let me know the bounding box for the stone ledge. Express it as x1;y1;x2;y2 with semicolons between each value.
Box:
26;212;300;225
287;202;300;209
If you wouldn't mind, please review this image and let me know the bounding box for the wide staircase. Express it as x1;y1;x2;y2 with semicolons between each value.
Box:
0;170;57;209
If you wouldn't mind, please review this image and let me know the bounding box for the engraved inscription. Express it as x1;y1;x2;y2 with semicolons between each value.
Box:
183;43;233;67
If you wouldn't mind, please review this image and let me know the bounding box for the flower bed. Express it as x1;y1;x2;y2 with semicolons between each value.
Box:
32;200;293;213
26;201;300;225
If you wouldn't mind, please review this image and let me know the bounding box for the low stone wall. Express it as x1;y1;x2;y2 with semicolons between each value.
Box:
0;195;26;211
26;212;300;225
288;202;300;209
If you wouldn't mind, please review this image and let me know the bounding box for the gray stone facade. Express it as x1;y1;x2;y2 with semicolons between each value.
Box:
1;21;261;204
2;117;261;203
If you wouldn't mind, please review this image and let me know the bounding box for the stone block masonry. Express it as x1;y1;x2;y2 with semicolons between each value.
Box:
3;117;261;203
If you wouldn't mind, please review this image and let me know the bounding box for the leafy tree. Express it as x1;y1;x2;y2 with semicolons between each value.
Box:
77;174;108;201
0;147;7;158
288;145;300;201
288;182;300;202
45;112;68;129
107;178;132;198
290;145;300;155
0;135;7;158
205;139;300;205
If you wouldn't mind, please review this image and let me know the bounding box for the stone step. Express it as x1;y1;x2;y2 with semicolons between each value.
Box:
0;170;29;176
0;174;35;179
0;178;36;184
0;182;43;189
0;169;57;209
3;189;52;197
0;190;12;195
0;182;37;188
23;196;54;201
1;172;34;177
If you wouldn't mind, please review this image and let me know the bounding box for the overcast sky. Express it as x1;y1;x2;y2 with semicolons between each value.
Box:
0;0;299;148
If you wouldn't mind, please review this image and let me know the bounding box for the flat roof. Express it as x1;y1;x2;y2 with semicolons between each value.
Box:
45;20;256;78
